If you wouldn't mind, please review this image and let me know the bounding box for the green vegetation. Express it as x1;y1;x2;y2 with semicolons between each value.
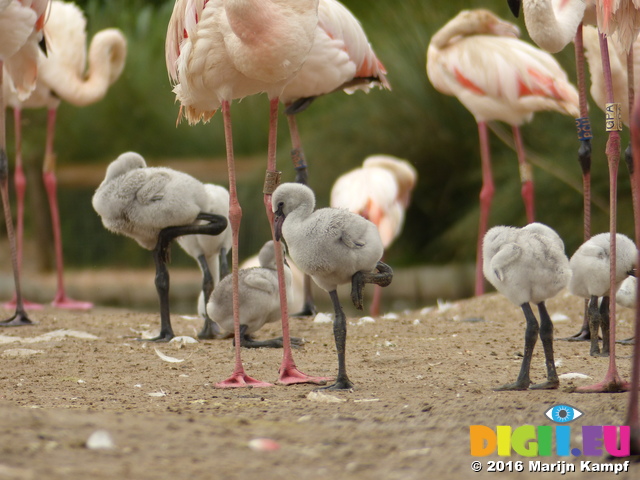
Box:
5;0;633;271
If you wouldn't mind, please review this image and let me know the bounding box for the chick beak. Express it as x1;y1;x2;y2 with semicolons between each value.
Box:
274;205;285;242
627;268;637;277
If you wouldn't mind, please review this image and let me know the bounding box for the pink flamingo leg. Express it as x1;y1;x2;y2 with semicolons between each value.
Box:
41;109;92;310
628;88;640;455
0;63;33;326
475;121;494;296
263;98;329;386
576;32;629;393
512;126;535;223
3;108;42;310
216;100;272;388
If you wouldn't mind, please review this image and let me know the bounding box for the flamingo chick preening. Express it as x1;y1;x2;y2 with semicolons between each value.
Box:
483;223;571;391
207;240;303;349
427;9;579;296
177;183;231;339
330;155;416;316
568;233;637;356
272;183;393;390
91;152;228;342
3;0;127;310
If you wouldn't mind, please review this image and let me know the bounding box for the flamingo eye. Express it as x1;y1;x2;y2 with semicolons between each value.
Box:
544;404;583;423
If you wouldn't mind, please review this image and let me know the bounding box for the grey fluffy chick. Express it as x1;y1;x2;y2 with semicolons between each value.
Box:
272;182;392;391
206;240;302;348
568;232;637;355
92;152;227;341
483;222;570;391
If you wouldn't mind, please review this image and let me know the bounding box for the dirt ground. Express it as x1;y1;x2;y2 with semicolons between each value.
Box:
0;287;638;480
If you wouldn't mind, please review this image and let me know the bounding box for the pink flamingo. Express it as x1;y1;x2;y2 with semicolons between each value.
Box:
165;0;329;388
516;0;640;392
279;0;390;316
426;9;579;297
330;155;416;316
0;0;49;326
3;0;127;310
629;83;640;456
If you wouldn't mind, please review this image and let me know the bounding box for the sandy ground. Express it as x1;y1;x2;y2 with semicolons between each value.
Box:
0;288;638;480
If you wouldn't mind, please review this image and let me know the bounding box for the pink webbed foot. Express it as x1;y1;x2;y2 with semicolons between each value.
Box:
51;294;93;310
216;372;274;389
276;365;331;386
3;296;44;311
575;373;630;393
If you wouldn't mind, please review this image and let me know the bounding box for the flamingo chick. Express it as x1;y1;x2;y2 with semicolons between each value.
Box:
427;9;579;296
177;183;232;339
91;152;228;342
272;182;393;390
483;223;571;391
330;154;417;316
207;240;303;348
568;233;637;356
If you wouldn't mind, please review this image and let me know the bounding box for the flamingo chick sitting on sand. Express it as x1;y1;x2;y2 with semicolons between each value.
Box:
92;152;228;342
483;223;571;391
568;233;637;356
177;183;232;340
206;240;303;349
272;182;393;390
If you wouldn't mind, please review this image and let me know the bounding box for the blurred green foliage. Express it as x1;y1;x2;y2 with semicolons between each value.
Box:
4;0;634;272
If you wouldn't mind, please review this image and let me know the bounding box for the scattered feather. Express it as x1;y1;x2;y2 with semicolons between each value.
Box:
313;313;333;324
169;336;198;346
148;390;167;397
382;313;399;320
437;299;455;312
559;372;591;380
420;307;434;315
355;316;375;326
180;315;200;321
86;430;115;450
153;347;185;363
353;398;379;403
554;358;564;368
248;438;280;452
307;391;346;403
412;319;421;325
1;348;44;357
550;313;570;323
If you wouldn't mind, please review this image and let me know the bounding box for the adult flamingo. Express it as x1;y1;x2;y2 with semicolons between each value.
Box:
3;0;127;310
0;0;49;326
279;0;390;316
330;155;416;316
426;9;579;296
166;0;328;388
511;0;640;394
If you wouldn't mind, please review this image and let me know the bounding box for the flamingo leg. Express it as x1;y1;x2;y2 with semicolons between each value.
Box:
320;290;354;391
475;121;494;296
216;100;273;388
530;301;559;390
564;24;593;342
196;253;222;340
628;86;640;454
576;33;629;393
494;303;538;391
41;108;92;310
263;98;328;386
285;111;317;317
0;64;33;326
144;213;227;343
2;107;42;310
512;126;535;223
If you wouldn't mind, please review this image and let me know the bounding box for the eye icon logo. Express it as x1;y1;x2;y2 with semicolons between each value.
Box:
545;404;583;423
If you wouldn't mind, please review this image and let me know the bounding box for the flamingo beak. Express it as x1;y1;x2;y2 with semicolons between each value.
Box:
274;204;285;242
507;0;521;18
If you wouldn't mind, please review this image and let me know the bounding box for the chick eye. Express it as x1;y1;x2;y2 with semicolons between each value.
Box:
544;404;583;423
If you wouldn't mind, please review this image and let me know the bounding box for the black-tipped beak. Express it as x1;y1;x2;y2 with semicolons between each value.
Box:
274;204;285;242
628;268;637;277
507;0;521;17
